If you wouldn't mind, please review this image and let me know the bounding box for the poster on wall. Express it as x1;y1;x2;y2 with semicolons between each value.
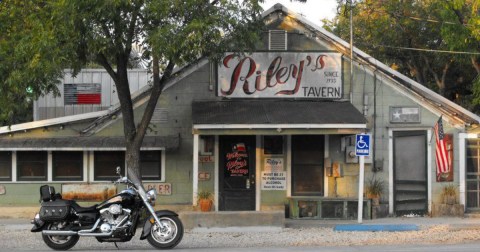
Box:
261;171;286;190
218;52;343;99
225;143;249;177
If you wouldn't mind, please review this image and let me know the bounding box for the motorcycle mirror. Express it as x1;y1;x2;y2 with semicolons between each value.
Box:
116;166;121;176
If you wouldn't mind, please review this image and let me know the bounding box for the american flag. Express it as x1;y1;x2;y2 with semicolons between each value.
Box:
434;116;451;176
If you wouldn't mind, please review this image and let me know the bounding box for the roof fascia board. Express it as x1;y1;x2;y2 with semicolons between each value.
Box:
0;110;109;134
193;123;367;129
0;147;166;151
264;4;480;124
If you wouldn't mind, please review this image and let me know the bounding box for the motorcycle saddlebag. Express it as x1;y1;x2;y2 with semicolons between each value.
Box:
39;200;71;221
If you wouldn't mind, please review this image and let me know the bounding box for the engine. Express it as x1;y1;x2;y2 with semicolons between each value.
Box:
98;204;132;234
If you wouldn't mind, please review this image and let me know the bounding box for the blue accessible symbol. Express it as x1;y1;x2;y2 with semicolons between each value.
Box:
355;134;370;156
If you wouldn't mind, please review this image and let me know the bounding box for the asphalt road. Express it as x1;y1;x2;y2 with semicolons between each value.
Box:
2;219;480;251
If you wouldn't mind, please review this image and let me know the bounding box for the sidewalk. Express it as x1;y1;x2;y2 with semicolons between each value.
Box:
286;216;480;231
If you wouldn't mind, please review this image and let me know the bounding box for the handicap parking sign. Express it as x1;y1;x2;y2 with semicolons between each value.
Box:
355;134;370;156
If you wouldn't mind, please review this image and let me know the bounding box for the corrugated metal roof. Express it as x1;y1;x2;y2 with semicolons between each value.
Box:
192;100;366;125
0;136;179;150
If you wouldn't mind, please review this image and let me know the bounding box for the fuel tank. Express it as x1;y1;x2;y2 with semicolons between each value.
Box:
96;188;137;210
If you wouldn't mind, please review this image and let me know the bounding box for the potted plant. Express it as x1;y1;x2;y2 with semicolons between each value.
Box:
197;189;213;212
441;184;457;205
365;177;384;206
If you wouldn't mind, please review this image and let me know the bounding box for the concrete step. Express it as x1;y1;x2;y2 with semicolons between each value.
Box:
464;212;480;218
179;210;284;230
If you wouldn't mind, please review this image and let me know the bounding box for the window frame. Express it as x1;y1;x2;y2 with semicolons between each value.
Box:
16;151;48;181
92;149;166;182
52;151;84;181
0;151;12;181
291;135;325;197
139;150;164;181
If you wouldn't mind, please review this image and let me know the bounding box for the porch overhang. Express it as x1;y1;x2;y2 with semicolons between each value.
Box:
192;100;367;135
0;135;179;151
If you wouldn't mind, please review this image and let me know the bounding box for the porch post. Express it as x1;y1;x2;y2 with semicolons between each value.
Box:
193;134;199;206
459;133;468;209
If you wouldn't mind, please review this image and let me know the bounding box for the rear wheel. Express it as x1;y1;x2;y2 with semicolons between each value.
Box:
42;222;79;250
147;216;184;249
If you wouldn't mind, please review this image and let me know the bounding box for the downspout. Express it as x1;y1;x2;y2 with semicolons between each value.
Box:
349;1;354;103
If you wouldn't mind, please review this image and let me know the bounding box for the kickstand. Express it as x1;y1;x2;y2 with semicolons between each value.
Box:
114;242;119;250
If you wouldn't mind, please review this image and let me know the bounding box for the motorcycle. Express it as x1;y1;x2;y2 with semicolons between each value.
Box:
31;167;183;250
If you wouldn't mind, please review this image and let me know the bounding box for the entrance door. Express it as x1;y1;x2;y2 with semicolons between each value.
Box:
393;131;428;216
219;135;256;211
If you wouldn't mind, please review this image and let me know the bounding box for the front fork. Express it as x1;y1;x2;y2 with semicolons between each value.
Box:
138;186;165;229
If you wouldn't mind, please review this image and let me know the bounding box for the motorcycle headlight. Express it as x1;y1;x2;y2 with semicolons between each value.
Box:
146;189;156;205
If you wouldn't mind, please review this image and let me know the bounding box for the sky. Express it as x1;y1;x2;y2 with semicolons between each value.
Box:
260;0;339;27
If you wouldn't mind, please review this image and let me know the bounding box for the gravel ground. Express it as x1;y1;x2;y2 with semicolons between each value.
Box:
1;223;480;250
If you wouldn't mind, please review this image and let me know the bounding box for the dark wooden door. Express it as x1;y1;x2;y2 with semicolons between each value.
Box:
393;131;428;216
219;135;256;211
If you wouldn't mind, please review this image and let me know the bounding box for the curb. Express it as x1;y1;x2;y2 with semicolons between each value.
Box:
334;224;419;232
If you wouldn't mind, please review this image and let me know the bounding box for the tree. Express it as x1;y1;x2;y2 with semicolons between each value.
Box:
0;0;263;178
324;0;478;110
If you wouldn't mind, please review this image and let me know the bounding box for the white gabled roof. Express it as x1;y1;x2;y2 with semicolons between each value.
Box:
263;4;480;125
0;110;109;134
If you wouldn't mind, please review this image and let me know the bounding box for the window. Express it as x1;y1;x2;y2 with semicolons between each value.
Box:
17;151;47;181
0;152;12;181
264;136;284;155
53;151;83;181
140;151;162;181
291;135;324;196
94;151;125;181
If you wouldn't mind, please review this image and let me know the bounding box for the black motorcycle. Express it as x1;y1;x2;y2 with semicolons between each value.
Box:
31;167;183;250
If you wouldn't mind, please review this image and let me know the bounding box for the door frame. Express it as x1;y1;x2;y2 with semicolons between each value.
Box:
388;128;432;215
459;133;480;210
216;135;257;211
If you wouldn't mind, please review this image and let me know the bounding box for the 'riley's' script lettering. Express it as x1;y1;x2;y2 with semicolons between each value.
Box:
221;54;331;96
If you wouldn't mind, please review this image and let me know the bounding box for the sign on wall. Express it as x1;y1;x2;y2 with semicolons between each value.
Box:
264;158;284;172
218;52;343;99
144;183;172;195
64;83;102;105
261;171;286;190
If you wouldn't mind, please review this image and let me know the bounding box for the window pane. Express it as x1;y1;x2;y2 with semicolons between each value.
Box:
17;151;47;181
140;151;161;180
292;135;324;196
0;152;12;181
264;136;283;155
53;151;83;181
467;157;479;173
94;151;125;180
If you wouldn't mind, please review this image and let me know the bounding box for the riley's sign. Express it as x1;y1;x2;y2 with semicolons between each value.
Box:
218;52;342;98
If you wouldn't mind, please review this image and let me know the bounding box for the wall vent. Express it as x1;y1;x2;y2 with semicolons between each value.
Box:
269;30;287;51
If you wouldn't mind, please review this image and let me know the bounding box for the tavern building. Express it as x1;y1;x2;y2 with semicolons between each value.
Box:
1;4;480;219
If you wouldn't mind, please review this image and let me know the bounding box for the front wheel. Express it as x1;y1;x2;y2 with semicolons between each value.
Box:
147;216;184;249
42;222;79;250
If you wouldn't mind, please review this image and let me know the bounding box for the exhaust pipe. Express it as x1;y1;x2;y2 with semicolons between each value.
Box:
42;216;129;238
42;230;78;236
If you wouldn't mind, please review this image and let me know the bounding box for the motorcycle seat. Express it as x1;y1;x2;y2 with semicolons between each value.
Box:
69;201;98;213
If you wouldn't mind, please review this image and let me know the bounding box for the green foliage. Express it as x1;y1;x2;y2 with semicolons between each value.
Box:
0;0;263;125
365;176;384;198
327;0;478;110
197;189;213;200
441;183;457;197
